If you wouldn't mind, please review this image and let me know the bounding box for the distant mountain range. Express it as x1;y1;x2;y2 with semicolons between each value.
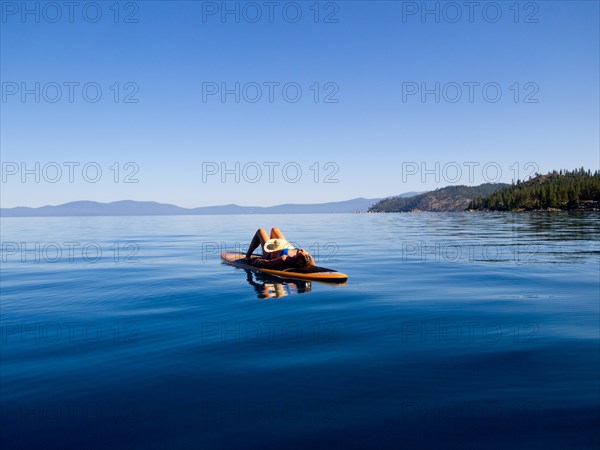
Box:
369;184;509;212
7;173;596;216
1;196;412;217
1;192;429;217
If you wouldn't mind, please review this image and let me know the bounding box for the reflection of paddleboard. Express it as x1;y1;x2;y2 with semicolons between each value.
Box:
221;251;348;284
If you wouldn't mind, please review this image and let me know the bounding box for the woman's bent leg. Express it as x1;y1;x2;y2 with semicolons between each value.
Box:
246;228;269;258
270;227;287;240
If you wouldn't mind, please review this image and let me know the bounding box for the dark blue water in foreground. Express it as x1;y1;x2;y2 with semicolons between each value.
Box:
1;213;599;449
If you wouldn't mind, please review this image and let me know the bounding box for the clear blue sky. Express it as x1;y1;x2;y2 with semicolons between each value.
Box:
1;1;599;207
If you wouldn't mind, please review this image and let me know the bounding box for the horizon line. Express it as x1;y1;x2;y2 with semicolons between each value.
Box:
0;195;392;211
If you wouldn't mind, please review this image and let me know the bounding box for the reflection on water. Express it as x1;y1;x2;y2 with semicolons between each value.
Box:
243;269;312;299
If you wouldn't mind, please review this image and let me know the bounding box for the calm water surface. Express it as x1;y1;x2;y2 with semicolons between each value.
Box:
1;213;599;449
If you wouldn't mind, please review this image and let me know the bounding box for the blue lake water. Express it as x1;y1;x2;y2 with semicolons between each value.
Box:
1;213;599;449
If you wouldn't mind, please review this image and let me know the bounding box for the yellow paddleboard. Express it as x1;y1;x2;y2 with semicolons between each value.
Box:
221;251;348;284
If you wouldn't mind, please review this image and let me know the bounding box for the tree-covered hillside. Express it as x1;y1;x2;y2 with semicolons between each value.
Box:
469;169;600;211
369;183;508;212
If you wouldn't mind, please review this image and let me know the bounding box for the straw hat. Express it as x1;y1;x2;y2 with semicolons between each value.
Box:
263;238;294;253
